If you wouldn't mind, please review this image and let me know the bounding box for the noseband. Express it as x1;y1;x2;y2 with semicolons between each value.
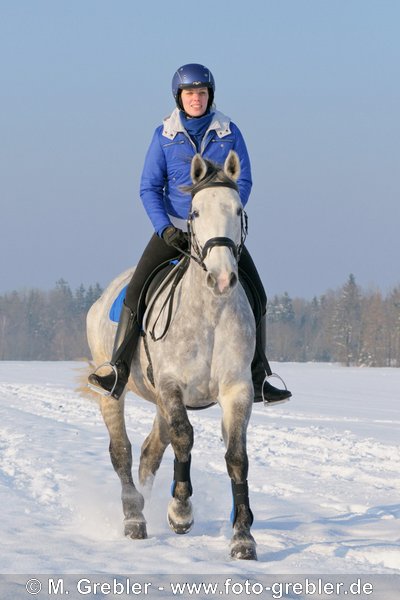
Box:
184;178;248;271
200;236;239;261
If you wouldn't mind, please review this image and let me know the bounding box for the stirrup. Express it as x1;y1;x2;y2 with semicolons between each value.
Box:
262;372;291;406
87;361;119;398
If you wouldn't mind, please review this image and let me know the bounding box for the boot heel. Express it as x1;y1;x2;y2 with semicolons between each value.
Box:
88;303;140;400
88;363;116;395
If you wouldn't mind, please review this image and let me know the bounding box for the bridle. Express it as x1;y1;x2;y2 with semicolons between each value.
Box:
177;177;248;272
149;176;248;343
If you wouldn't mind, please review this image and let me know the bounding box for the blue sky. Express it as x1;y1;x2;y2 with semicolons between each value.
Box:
1;0;399;298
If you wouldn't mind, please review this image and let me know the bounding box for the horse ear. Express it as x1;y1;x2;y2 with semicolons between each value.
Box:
224;150;241;181
191;154;208;184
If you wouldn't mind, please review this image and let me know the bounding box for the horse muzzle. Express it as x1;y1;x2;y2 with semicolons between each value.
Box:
206;269;238;296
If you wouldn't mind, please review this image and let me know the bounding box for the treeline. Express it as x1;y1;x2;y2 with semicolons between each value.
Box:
266;274;400;367
0;279;103;360
0;275;399;366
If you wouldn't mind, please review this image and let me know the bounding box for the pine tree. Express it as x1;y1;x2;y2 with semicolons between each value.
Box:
332;274;362;366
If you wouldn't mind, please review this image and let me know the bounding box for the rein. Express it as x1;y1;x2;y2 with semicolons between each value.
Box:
149;257;189;342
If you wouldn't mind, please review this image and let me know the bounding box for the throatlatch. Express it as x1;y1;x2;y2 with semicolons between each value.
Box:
231;480;254;527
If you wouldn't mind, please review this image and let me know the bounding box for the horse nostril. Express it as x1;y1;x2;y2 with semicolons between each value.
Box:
207;273;217;289
207;271;236;294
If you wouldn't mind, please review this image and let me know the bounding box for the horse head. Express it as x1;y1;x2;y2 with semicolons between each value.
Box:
187;151;246;296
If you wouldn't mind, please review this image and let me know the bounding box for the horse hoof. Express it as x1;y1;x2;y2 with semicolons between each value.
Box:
167;514;194;535
230;534;257;560
230;543;257;560
167;498;194;535
124;518;148;539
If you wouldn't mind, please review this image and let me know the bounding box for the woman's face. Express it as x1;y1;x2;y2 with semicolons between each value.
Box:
180;87;209;117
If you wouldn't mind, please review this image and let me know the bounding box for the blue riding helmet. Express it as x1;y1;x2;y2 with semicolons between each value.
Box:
172;63;215;110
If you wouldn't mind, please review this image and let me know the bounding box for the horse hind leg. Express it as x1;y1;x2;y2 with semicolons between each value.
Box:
139;408;171;496
100;395;147;539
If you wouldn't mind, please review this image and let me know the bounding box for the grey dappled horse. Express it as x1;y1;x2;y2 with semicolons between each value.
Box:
86;151;257;560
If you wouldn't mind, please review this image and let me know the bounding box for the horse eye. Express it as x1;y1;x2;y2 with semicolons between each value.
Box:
237;207;243;216
191;210;199;219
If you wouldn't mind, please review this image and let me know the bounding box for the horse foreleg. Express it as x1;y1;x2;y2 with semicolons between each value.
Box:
100;395;147;539
139;408;170;495
220;383;257;560
158;378;194;534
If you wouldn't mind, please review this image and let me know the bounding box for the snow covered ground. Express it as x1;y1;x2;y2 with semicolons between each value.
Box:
0;361;399;597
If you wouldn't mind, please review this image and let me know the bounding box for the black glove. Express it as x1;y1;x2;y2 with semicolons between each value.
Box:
162;226;188;251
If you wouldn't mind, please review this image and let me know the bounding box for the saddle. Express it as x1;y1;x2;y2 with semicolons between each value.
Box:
108;258;264;406
109;259;183;325
109;258;262;331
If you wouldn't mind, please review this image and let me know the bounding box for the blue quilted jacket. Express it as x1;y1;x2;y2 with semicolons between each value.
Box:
140;108;252;236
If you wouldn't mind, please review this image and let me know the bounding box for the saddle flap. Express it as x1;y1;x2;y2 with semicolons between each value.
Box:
141;259;187;336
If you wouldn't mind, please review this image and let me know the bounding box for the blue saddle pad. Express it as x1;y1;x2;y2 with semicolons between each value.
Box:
108;259;182;324
109;285;128;323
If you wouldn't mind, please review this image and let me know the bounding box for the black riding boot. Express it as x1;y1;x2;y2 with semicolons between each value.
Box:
88;302;140;400
252;314;292;404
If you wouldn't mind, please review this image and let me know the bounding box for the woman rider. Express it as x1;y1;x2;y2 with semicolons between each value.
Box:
89;63;292;404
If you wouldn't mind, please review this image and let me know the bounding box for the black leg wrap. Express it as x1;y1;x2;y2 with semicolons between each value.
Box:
171;455;193;497
231;480;254;527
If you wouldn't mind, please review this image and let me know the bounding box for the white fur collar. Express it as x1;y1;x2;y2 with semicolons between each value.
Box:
162;108;232;140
